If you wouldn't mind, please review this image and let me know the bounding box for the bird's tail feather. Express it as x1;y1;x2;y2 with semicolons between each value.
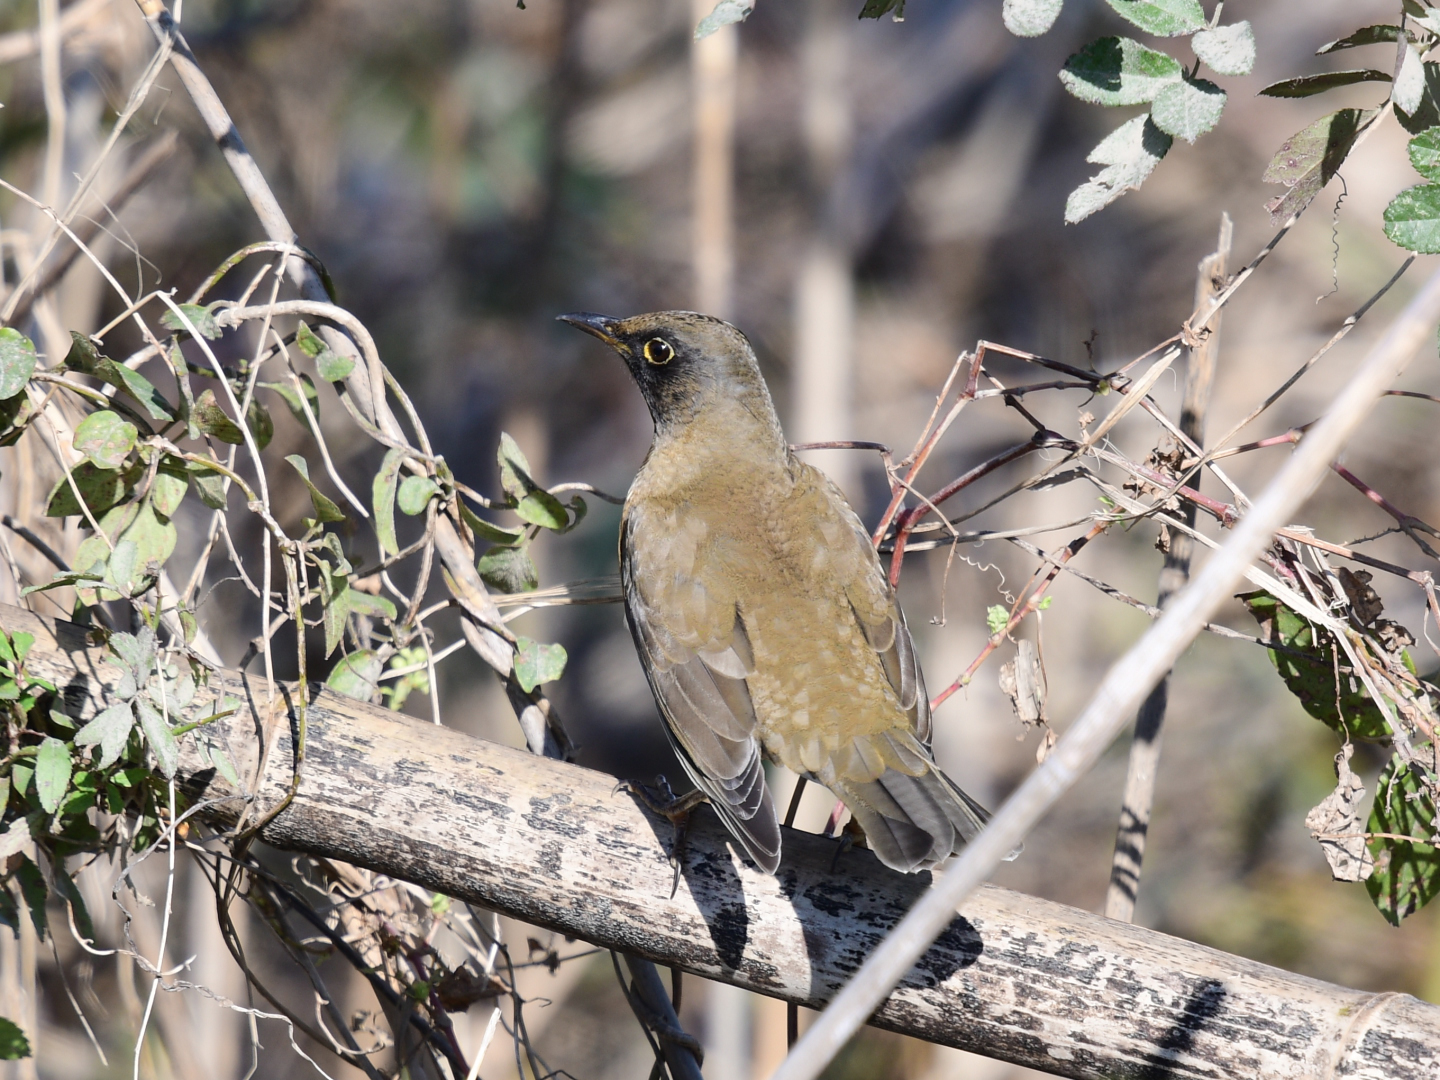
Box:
835;764;1009;874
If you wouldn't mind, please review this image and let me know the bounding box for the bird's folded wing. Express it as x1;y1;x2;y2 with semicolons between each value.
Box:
621;511;781;871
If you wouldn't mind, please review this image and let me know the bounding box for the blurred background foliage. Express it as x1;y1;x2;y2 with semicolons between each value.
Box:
3;0;1440;1077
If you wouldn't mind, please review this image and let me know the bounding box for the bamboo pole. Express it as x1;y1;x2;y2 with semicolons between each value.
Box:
8;602;1439;1080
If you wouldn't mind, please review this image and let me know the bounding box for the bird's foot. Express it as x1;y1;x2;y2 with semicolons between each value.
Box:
829;817;869;874
615;775;709;897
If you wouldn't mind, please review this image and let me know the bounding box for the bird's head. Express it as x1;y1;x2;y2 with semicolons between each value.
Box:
558;310;780;438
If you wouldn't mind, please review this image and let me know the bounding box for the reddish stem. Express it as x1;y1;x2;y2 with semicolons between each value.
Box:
931;521;1107;710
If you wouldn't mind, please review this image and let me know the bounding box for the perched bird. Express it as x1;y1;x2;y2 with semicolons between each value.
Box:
560;310;992;875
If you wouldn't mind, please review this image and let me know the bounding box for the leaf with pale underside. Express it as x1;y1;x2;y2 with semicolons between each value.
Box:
1064;115;1172;224
1002;0;1062;38
1192;21;1255;76
1150;77;1225;144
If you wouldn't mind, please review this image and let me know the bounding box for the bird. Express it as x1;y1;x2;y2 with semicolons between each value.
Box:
559;309;994;875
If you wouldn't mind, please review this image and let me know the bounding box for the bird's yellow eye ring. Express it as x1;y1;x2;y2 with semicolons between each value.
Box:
643;338;675;366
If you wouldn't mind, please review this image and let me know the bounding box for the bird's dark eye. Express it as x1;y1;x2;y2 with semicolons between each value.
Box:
643;338;675;366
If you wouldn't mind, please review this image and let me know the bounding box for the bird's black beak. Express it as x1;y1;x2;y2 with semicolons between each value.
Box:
557;312;623;349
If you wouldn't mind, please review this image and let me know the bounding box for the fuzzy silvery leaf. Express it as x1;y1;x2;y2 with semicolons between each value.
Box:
695;0;752;39
1395;43;1427;115
1150;77;1225;143
1002;0;1062;38
1192;21;1255;76
1064;115;1172;224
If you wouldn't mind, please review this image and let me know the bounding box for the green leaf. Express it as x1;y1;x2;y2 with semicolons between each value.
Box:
513;637;567;693
986;605;1009;636
294;321;327;359
117;502;177;589
73;410;138;470
160;303;221;340
1150;77;1225;144
1318;26;1411;54
1102;0;1203;37
0;1017;31;1059
246;397;274;451
327;649;382;701
1192;21;1255;76
191;389;245;444
109;627;155;679
1059;37;1183;107
185;459;228;509
346;588;397;620
134;698;178;778
1409;127;1440;180
372;448;405;556
1262;108;1376;223
33;738;72;814
0;329;37;400
8;633;32;665
478;544;538;594
1366;756;1440;925
286;455;346;523
0;390;33;446
398;475;439;516
459;503;525;546
1258;69;1390;99
1384;183;1440;253
858;0;904;19
694;0;752;39
150;458;189;519
515;489;569;531
1064;115;1172;224
260;375;320;427
322;576;350;657
1238;591;1391;739
297;321;353;381
13;857;46;939
63;333;174;421
104;540;138;597
1001;0;1062;37
497;432;537;502
75;703;136;769
44;461;139;518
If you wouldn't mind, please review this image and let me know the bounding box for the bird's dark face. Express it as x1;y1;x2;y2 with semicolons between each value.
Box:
558;310;769;433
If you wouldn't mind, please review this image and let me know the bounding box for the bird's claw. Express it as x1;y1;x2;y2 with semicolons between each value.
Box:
830;818;868;874
615;775;709;895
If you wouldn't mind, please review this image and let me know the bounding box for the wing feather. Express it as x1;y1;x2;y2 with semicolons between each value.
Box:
622;510;781;872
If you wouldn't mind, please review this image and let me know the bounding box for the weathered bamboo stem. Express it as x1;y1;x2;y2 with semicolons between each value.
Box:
10;602;1439;1080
